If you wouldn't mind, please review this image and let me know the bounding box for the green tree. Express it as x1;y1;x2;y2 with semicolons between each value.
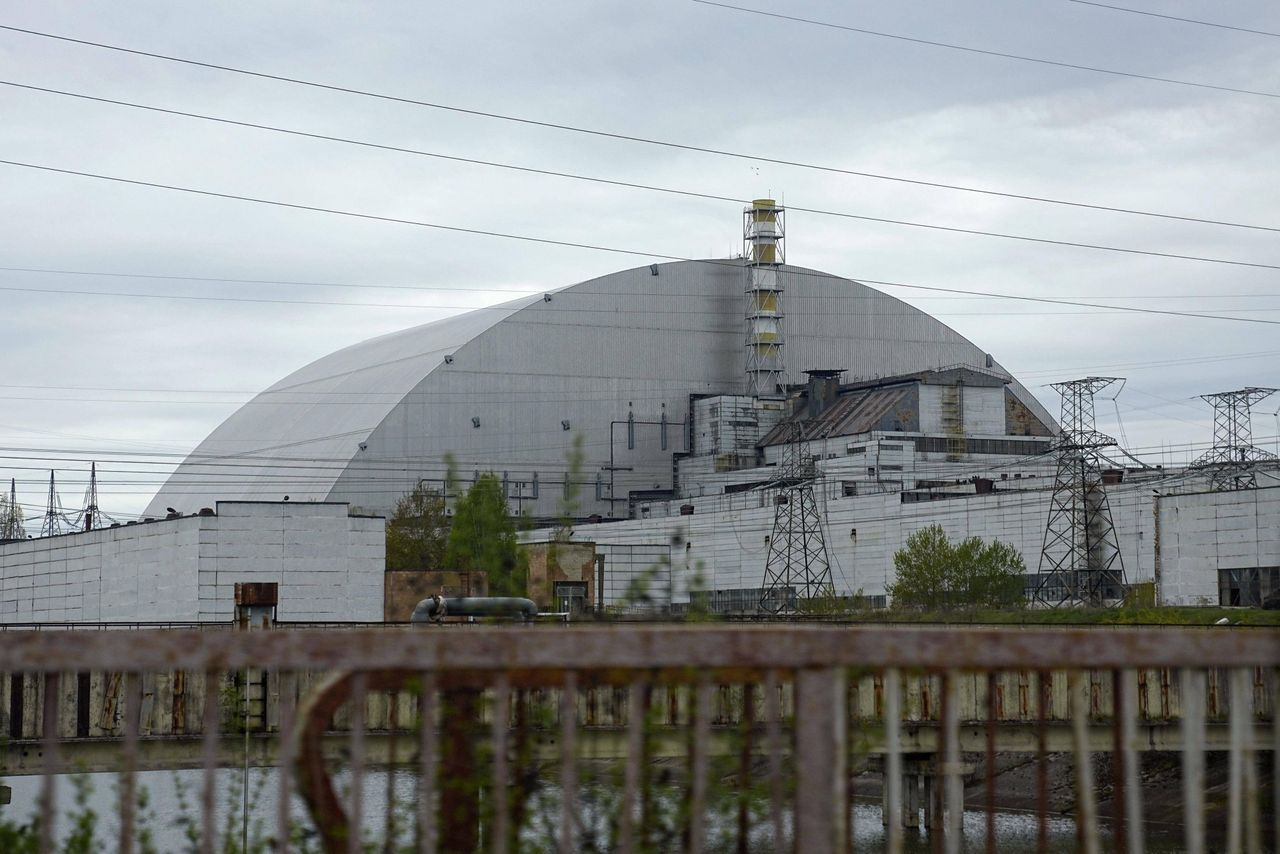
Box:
554;434;585;542
385;481;449;571
445;473;527;597
887;525;1025;610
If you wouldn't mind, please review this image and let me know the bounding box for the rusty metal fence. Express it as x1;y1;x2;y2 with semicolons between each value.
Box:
0;624;1276;853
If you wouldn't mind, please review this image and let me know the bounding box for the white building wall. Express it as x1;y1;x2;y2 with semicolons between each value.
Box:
0;502;385;623
596;543;673;610
1156;485;1280;606
561;476;1188;606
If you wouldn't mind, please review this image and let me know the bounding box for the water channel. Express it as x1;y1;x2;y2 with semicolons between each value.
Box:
4;768;1185;852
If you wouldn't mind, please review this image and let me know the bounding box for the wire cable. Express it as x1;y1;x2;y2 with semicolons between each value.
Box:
5;280;1278;319
4;158;1280;327
8;80;1280;256
1067;0;1280;39
0;23;1274;232
691;0;1280;99
4;265;1279;309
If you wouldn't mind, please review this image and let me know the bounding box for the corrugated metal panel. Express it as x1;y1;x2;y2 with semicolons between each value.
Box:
149;260;1056;518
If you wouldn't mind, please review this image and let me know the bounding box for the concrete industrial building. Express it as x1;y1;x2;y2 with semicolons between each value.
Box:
125;202;1277;611
0;502;384;624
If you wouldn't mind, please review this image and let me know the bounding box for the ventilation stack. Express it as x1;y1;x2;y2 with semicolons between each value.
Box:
744;199;785;400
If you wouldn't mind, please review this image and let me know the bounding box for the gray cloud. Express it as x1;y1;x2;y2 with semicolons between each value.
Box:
2;0;1277;518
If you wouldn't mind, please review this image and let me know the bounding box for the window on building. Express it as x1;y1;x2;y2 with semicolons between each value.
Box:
1218;567;1279;607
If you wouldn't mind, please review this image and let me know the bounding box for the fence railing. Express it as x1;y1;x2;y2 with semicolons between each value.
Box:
0;624;1276;853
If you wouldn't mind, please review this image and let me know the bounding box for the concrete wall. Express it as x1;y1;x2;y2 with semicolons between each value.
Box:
0;502;384;623
1156;485;1280;606
383;570;488;621
523;541;596;610
549;473;1275;607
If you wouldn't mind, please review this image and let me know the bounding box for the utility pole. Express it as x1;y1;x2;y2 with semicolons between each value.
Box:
1034;378;1127;607
758;420;834;613
1190;387;1278;491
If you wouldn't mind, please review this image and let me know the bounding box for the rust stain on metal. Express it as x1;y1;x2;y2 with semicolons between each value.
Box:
1137;669;1150;721
2;626;1276;674
1160;668;1171;719
171;670;187;734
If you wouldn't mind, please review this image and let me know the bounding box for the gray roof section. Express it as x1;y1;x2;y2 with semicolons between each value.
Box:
145;293;543;514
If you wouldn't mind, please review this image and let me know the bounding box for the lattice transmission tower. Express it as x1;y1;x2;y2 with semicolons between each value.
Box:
40;470;68;538
1;477;25;540
80;461;102;531
1190;387;1278;491
1033;377;1127;607
759;420;834;613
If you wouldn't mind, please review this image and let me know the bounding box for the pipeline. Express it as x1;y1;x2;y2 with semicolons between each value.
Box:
410;595;539;623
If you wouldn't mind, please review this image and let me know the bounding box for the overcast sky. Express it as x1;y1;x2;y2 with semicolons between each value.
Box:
2;0;1278;523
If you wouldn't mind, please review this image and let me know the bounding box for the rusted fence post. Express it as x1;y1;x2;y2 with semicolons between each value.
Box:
440;687;481;853
795;666;847;854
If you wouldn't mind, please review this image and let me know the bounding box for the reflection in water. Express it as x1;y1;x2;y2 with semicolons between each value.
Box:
6;768;1181;852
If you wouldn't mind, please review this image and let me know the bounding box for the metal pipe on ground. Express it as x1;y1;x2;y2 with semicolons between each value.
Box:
410;596;538;623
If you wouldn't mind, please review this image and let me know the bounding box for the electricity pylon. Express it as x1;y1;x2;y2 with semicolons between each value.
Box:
1;478;25;540
759;420;834;613
40;470;67;538
1190;387;1278;491
80;461;102;531
1033;378;1127;607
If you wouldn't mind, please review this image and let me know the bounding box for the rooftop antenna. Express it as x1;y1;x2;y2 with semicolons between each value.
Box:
41;470;67;538
1033;377;1128;608
1190;387;1278;490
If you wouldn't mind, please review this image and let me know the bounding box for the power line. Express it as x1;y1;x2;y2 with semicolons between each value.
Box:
1067;0;1280;39
3;430;1265;472
5;281;1278;319
4;264;1278;303
8;79;1280;258
0;24;1274;232
691;0;1280;99
6;342;1278;398
851;277;1280;327
0;264;542;296
4;158;1280;328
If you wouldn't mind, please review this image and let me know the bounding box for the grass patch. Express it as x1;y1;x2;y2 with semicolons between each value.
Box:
845;606;1280;626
